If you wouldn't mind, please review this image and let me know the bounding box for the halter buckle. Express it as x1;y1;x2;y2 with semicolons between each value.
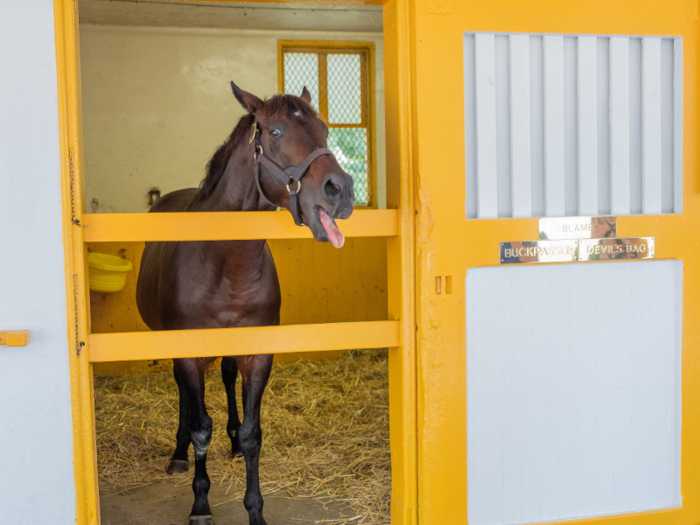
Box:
286;180;301;193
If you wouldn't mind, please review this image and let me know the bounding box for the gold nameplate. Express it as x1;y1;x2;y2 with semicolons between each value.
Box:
578;237;654;261
501;237;654;264
501;240;578;264
539;216;616;240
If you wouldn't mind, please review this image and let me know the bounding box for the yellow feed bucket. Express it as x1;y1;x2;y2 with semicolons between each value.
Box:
88;252;133;293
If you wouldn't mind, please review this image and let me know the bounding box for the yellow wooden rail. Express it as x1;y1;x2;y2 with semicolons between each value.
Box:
82;209;397;242
88;320;399;362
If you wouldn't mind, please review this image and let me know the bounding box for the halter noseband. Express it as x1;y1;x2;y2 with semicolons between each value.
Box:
250;122;332;226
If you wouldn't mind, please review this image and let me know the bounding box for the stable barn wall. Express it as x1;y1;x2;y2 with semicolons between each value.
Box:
0;1;77;523
80;25;386;213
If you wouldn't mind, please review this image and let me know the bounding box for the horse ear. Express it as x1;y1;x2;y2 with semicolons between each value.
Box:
230;81;263;114
300;86;312;105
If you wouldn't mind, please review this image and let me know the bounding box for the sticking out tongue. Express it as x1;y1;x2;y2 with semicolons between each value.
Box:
318;207;345;249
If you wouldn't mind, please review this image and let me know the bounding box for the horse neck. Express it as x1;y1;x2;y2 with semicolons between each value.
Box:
200;142;275;213
193;139;276;273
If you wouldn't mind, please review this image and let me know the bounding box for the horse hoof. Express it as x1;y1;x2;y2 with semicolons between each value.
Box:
231;448;243;459
167;459;190;474
189;515;214;525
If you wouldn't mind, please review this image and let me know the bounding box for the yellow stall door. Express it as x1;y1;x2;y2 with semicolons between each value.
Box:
412;1;700;524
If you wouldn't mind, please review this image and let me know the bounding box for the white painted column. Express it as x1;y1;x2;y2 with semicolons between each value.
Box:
577;36;598;216
642;37;663;215
610;37;631;215
543;35;565;217
475;34;498;219
510;34;532;218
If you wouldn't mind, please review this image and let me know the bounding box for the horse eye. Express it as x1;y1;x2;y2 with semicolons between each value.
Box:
270;129;282;138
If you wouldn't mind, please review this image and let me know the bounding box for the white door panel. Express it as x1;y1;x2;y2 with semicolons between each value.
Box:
467;261;682;525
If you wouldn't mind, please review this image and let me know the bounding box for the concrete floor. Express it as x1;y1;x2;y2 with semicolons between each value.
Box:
100;483;350;525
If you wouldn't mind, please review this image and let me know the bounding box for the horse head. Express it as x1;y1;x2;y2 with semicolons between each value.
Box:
231;81;354;249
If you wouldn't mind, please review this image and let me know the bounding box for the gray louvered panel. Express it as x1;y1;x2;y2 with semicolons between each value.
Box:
463;32;683;219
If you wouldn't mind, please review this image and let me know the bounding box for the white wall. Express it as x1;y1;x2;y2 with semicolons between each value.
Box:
467;261;682;525
0;1;76;523
80;25;386;213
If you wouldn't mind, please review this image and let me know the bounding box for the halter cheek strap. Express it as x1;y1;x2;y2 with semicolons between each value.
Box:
251;122;332;227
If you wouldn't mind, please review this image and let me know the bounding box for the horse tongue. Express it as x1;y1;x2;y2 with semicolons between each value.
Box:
319;207;345;249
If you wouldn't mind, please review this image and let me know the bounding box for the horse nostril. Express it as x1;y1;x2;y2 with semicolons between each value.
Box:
323;178;342;200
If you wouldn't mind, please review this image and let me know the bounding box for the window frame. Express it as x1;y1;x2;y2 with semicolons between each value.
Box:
278;41;376;208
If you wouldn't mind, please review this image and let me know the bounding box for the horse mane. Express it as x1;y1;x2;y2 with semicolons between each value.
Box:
193;94;318;202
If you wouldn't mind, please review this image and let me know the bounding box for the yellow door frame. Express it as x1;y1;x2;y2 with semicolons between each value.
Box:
54;1;98;523
53;1;416;524
411;0;700;524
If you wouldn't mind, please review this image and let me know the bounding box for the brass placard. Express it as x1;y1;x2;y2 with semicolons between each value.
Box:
539;216;616;240
501;237;655;264
578;237;655;261
500;240;578;264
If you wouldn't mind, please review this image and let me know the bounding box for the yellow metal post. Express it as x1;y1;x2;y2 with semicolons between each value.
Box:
384;1;418;523
53;0;99;523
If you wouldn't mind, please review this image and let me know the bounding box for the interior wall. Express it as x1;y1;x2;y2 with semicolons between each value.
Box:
80;25;386;213
0;1;77;522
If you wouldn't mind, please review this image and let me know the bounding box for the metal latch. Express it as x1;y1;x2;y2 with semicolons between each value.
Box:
0;330;31;347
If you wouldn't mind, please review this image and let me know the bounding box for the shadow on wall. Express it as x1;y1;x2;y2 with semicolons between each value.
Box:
89;238;388;375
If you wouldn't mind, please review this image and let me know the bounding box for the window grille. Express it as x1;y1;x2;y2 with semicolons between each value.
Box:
280;43;374;207
463;33;683;219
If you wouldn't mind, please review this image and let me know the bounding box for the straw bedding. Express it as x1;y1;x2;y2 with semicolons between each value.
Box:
95;349;390;524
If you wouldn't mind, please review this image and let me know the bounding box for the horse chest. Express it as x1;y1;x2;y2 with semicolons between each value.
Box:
170;255;281;329
214;277;281;320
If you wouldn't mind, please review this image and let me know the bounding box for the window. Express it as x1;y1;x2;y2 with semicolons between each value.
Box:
279;42;374;207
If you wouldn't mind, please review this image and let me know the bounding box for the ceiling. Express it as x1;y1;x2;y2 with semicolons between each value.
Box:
79;0;383;32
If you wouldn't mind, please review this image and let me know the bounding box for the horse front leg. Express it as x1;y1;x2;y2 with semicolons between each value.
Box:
175;358;214;525
238;354;273;525
167;364;191;474
221;356;242;457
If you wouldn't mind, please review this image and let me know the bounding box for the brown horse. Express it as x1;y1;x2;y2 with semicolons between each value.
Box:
136;82;354;525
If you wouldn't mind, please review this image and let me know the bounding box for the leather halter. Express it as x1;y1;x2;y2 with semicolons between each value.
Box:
250;122;332;226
